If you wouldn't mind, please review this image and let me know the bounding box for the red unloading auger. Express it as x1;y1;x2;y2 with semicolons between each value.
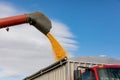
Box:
0;12;52;35
0;11;68;61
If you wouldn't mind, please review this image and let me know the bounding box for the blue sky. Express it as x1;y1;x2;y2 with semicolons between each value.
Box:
8;0;120;58
15;0;120;57
0;0;120;80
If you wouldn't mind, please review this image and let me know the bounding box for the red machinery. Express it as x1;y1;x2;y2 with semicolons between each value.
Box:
0;11;68;61
0;12;52;35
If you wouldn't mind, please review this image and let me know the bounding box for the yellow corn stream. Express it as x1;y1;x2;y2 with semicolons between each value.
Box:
46;33;68;61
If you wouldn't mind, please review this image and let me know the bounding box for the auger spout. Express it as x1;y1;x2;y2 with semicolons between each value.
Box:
26;12;52;35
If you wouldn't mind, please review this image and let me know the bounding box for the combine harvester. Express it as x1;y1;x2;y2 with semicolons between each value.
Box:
0;11;120;80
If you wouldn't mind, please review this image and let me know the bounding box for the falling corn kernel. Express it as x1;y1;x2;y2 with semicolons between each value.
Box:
46;33;68;61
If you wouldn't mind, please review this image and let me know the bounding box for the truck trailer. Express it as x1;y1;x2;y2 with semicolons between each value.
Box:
24;56;120;80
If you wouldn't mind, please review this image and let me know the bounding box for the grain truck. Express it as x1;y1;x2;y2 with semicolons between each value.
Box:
24;56;120;80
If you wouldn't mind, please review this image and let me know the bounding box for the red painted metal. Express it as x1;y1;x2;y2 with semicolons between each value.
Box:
94;64;120;69
92;65;120;80
92;68;99;80
0;14;27;29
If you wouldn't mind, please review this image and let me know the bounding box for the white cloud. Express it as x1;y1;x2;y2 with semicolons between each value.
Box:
99;55;107;57
0;2;77;79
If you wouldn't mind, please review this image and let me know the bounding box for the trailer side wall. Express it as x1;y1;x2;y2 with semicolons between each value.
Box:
33;64;67;80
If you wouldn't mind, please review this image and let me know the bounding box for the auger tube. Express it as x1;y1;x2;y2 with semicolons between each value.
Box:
0;11;52;35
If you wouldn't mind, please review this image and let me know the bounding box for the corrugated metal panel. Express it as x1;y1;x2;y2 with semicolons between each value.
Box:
68;62;99;80
24;58;67;80
24;56;120;80
33;64;67;80
29;61;98;80
69;56;120;64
